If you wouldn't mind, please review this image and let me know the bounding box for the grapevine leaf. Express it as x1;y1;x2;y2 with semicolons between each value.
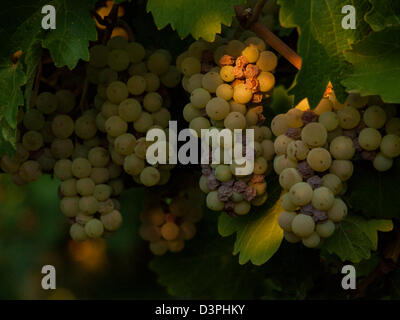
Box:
150;233;263;299
42;0;97;69
365;0;400;31
277;0;370;107
218;177;284;265
322;216;393;263
269;85;293;115
146;0;246;41
347;159;400;219
341;27;400;103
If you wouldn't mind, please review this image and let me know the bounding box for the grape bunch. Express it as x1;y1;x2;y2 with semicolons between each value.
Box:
176;36;277;216
0;36;182;241
139;187;203;255
274;89;399;247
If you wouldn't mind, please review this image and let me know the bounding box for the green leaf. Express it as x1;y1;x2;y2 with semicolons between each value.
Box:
147;0;246;41
322;216;393;263
218;177;284;265
347;159;400;219
365;0;400;31
342;27;400;103
277;0;370;107
150;232;263;299
269;85;294;115
42;0;97;69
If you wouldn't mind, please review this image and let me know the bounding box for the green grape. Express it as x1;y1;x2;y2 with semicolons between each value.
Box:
127;75;146;95
224;112;246;130
220;66;235;82
271;114;289;136
234;201;251;215
190;88;211;109
312;186;334;210
321;173;343;196
79;196;99;214
149;240;168;255
89;44;109;68
202;71;223;93
84;219;104;238
373;152;393;172
251;192;268;206
327;127;344;143
75;115;97;139
36;92;58;114
337;106;360;129
257;71;275;92
329;136;355;160
187;73;204;93
0;155;19;174
125;42;146;63
253;157;268;175
147;52;170;76
205;97;230;121
261;139;275;161
101;210;123;231
72;144;90;160
318;111;339;131
279;168;302;190
76;178;95;196
216;84;234;101
316;220;335;238
215;165;232;182
281;192;298;211
189;117;211;137
152;108;171;128
287;140;309;161
180;221;196;240
60;179;77;197
140;167;161;186
306;147;332;172
278;211;296;232
226;39;245;58
22;131;43;151
54;159;73;181
94;184;112;201
285;108;303;128
160;221;179;241
60;197;80;217
124;154;145;175
143;92;163;112
327;198;347;222
273;154;298;175
105;115;128;137
95;113;106;132
134;111;154;133
206;191;225;211
380;134;400;158
84;136;102;148
233;84;252;104
129;62;147;76
302;232;320;248
102;101;119;119
291;213;315;238
37;148;56;172
69;223;88;241
363;105;387;129
99;68;118;85
329;160;354;181
90;167;110;184
23;109;45;131
118;98;142;122
88;147;110;168
71;158;92;179
284;231;301;243
161;66;181;88
344;93;368;109
114;133;136;156
106;81;129;104
51;138;74;159
385;118;400;136
214;45;227;65
274;134;293;155
256;51;278;71
181;57;201;77
107;36;128;49
56;89;75;114
51;115;74;139
199;175;210;193
107;49;130;71
244;36;266;52
289;182;313;206
301;123;327;147
242;44;259;63
18;160;41;182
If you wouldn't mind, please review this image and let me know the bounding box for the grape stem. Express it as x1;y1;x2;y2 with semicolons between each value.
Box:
235;5;302;70
247;0;268;27
30;58;42;108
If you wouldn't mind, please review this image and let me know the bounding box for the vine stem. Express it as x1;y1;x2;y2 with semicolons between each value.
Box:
247;0;268;27
31;58;42;108
235;5;302;70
